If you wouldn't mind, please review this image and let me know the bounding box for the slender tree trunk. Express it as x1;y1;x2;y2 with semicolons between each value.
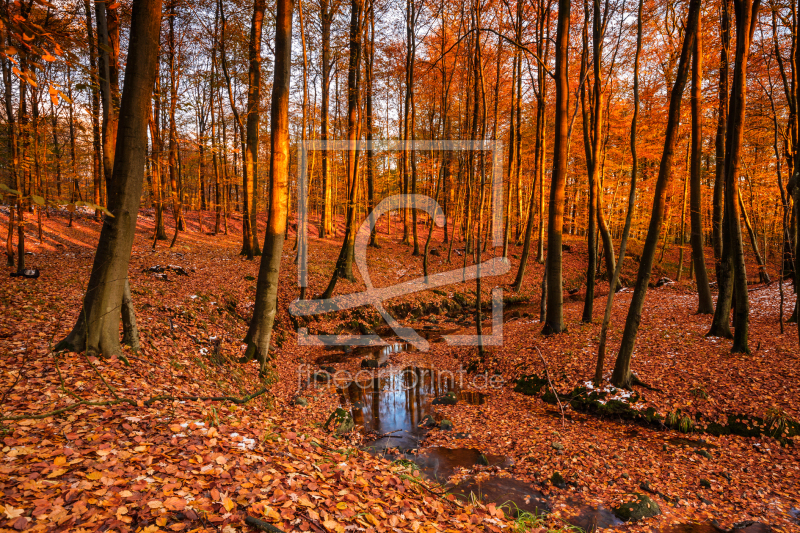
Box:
595;0;643;383
611;0;700;388
321;0;363;299
690;16;714;313
738;185;769;283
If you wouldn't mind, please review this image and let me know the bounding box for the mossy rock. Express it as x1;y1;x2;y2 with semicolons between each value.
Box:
313;371;332;382
440;420;454;431
613;493;660;522
360;359;379;369
419;415;436;428
292;396;308;407
699;478;711;488
324;408;355;435
551;471;566;489
514;374;548;396
432;391;458;406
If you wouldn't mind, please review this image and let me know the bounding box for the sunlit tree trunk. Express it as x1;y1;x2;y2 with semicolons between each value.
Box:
542;0;571;335
244;0;293;373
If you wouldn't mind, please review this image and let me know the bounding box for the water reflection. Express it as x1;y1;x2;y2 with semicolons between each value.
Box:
338;366;479;451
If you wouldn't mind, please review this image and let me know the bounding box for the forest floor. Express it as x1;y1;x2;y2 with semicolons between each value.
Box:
0;206;798;533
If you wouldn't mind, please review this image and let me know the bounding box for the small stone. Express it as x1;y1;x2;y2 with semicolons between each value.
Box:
292;396;308;407
695;449;712;459
360;359;379;369
551;442;564;450
700;478;711;488
622;473;630;479
313;371;331;382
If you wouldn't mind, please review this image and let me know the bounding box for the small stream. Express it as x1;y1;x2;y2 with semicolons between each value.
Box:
332;344;620;529
326;344;777;531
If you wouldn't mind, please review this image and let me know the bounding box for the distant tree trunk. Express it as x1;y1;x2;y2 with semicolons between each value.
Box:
737;185;769;283
319;0;334;239
244;0;293;373
611;0;699;388
542;0;571;335
690;15;714;313
83;0;102;221
712;1;730;277
321;0;363;299
55;0;162;358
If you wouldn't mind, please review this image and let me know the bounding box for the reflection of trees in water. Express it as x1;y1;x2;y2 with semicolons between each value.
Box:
338;367;460;434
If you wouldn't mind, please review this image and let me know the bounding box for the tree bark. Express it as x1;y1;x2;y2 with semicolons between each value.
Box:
55;0;163;358
244;0;293;373
542;0;571;335
690;15;714;313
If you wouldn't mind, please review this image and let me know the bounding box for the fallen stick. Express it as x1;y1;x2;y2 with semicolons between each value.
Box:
534;345;566;428
244;515;285;532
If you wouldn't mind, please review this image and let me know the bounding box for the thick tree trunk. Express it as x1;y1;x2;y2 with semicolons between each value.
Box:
242;0;267;258
55;0;162;358
611;0;700;388
244;0;293;373
542;0;571;335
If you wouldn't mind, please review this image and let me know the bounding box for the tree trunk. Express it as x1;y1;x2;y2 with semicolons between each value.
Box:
321;0;363;299
690;15;714;313
595;0;643;383
55;0;162;358
723;0;760;354
319;0;334;239
244;0;293;373
738;185;769;284
542;0;571;335
611;0;699;388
